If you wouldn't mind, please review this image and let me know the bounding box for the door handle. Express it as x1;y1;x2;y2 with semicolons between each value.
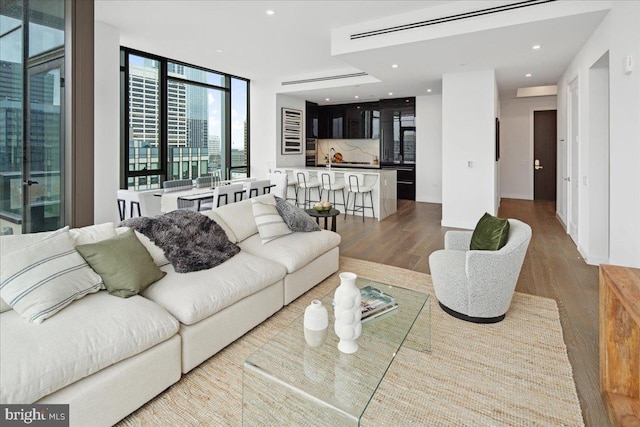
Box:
535;165;544;170
534;159;543;170
23;180;39;186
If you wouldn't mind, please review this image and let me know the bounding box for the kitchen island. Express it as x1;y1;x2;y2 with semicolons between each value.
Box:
276;167;396;221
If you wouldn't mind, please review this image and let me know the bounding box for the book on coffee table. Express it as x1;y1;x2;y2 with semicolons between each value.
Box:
361;286;398;323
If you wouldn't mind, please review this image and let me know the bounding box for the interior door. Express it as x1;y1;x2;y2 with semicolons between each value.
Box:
25;58;64;232
533;110;557;201
568;80;579;243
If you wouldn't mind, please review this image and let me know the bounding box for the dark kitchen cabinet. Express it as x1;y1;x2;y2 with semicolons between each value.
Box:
345;104;363;138
305;101;318;139
380;97;415;200
380;98;415;164
318;105;345;139
382;164;416;201
317;102;379;139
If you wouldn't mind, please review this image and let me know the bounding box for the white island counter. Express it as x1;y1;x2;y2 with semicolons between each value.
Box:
276;167;397;221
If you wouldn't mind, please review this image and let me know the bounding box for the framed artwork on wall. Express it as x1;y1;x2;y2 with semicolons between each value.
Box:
281;108;303;154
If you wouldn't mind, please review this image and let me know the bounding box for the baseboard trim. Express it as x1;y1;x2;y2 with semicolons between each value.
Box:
438;302;506;324
555;212;567;231
500;193;533;200
586;255;609;266
416;195;442;204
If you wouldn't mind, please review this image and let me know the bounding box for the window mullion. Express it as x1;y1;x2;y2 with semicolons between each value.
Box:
160;59;168;184
224;75;231;179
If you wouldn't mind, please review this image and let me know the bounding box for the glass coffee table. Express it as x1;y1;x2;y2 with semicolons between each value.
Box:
242;277;430;426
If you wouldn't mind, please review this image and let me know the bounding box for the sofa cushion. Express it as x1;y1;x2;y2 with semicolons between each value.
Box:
251;194;292;243
239;230;341;274
142;251;286;325
208;197;259;242
76;229;167;298
201;210;237;243
0;291;179;404
0;227;104;324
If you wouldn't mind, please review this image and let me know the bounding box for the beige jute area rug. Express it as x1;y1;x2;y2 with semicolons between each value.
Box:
117;257;584;427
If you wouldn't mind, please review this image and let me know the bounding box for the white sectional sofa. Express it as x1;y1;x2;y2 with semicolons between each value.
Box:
0;196;340;427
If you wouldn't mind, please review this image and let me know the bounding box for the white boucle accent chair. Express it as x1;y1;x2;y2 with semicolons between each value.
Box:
428;219;532;323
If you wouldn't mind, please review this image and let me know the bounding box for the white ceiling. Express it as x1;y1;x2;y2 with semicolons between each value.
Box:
95;0;610;105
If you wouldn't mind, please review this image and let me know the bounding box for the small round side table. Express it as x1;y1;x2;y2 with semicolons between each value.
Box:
304;208;341;232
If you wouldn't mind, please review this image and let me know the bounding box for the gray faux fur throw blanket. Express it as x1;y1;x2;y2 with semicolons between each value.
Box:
120;210;240;273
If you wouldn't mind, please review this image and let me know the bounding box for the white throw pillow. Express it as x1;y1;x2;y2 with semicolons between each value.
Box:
69;222;117;245
0;227;104;324
251;194;292;244
0;230;55;313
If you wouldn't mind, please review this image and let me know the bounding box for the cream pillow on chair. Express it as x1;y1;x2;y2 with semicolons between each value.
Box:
0;227;104;324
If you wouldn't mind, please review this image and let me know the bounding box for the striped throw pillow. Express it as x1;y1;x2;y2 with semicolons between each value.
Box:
0;227;104;324
251;194;292;244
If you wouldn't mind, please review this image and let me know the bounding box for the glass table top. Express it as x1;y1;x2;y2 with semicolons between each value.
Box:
243;277;430;425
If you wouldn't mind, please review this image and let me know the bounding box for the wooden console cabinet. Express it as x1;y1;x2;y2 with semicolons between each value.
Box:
599;264;640;427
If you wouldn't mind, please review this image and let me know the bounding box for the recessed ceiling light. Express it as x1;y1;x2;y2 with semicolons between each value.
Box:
325;98;330;101
354;95;359;99
266;10;275;15
391;64;398;68
427;89;432;93
388;92;393;96
532;44;541;50
526;73;532;77
215;49;224;53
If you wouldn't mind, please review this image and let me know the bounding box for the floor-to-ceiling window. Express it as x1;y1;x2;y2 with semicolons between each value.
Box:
0;0;65;234
120;48;250;190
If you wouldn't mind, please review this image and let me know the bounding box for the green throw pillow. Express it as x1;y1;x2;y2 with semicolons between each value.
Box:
470;213;510;251
76;228;166;297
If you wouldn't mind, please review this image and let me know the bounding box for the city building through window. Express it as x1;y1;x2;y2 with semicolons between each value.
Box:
120;48;249;190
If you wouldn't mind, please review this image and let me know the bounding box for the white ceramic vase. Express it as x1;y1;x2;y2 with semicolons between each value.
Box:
333;272;362;353
303;300;328;347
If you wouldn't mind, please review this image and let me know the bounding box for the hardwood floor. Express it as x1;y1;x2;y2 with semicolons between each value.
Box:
338;198;608;427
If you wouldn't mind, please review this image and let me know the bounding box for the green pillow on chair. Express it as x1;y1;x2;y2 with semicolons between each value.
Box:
470;213;510;251
76;228;166;297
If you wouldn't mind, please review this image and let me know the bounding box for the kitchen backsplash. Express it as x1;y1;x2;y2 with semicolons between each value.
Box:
317;139;380;165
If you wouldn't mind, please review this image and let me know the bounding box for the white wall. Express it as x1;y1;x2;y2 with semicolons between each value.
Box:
588;59;609;265
499;96;557;200
94;21;121;224
557;2;640;267
415;95;442;203
442;69;498;229
249;79;278;179
274;94;306;170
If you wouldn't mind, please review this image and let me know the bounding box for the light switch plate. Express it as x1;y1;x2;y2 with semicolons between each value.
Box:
625;55;633;74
